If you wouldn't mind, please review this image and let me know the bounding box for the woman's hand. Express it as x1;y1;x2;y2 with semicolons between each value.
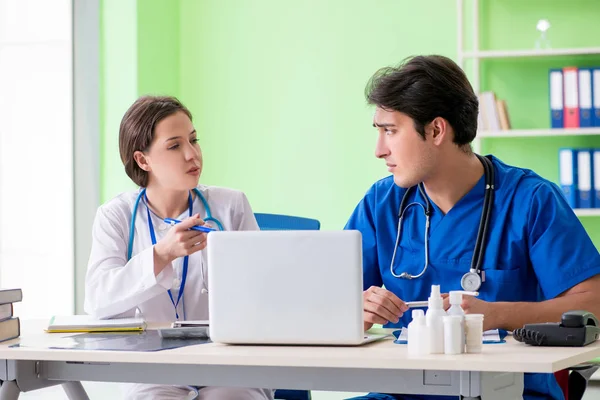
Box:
153;214;208;275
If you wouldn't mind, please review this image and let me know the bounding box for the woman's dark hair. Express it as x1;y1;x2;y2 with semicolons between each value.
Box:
365;55;479;147
119;95;193;187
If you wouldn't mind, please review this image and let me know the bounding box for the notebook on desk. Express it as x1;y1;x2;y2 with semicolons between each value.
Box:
207;230;388;346
46;315;146;333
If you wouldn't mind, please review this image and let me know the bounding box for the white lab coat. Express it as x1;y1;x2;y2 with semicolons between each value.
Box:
84;184;273;400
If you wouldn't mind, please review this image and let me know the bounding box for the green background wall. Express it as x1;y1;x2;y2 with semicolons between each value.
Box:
101;0;600;244
101;0;457;229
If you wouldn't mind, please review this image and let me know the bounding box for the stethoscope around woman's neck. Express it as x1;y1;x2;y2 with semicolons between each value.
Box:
389;154;495;292
127;187;225;319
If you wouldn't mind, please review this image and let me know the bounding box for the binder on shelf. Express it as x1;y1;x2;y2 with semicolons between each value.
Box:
563;67;580;128
578;68;593;127
593;68;600;127
577;149;593;208
593;149;600;208
549;69;564;128
559;148;578;208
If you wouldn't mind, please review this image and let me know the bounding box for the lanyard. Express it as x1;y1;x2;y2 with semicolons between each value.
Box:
145;192;193;320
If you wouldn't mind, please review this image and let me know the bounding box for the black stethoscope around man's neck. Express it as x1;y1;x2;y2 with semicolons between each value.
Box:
389;154;495;292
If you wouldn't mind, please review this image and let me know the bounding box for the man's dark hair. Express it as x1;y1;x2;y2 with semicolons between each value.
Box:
365;55;479;147
119;95;193;187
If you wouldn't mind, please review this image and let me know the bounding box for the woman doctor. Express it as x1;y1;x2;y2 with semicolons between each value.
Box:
84;95;274;400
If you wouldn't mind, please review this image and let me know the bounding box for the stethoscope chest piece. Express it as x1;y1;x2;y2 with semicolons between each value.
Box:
461;270;482;292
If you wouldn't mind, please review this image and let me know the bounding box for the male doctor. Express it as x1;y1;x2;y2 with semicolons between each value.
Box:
345;55;600;400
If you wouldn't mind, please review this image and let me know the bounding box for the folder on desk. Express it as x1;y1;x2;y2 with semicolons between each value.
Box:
577;149;593;209
579;68;593;127
563;67;580;128
392;328;507;344
46;315;146;333
549;69;564;128
559;148;578;208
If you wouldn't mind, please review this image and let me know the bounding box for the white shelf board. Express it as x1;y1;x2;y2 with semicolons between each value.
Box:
478;128;600;138
575;209;600;217
464;47;600;59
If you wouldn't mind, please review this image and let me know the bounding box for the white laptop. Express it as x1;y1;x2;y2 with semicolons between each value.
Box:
206;230;388;345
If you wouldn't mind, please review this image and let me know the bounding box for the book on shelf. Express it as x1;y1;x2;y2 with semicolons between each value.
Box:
478;91;511;131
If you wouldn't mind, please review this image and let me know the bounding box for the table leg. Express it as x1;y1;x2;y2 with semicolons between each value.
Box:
62;381;90;400
0;381;20;400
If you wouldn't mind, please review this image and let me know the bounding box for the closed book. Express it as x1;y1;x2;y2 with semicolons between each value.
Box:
0;303;14;322
46;315;146;333
0;318;20;342
0;289;22;305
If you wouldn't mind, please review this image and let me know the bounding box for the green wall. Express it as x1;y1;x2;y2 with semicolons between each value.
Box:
100;0;138;201
100;0;182;201
101;0;457;228
177;0;457;231
101;1;600;243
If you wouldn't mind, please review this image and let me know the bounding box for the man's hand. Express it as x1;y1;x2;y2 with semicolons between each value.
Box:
363;286;408;331
442;294;496;331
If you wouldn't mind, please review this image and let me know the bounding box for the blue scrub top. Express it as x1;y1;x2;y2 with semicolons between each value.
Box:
345;155;600;400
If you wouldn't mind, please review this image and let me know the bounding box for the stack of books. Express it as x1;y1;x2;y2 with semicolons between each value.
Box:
0;288;23;342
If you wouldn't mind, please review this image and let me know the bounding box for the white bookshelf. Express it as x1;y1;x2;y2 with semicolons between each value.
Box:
478;128;600;138
457;0;600;218
464;47;600;60
575;209;600;217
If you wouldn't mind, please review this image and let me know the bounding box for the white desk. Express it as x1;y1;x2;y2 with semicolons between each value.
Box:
1;321;600;400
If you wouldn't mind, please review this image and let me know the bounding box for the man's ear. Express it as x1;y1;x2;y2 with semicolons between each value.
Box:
429;117;449;146
133;151;151;172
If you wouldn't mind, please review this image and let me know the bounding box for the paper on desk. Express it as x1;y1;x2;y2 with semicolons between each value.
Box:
12;330;211;352
392;328;507;344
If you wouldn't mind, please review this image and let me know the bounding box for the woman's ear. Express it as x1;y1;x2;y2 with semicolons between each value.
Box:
133;151;151;172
